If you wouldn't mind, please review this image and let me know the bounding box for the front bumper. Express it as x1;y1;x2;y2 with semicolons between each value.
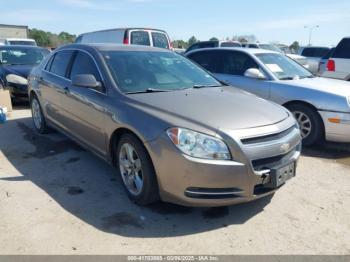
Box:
319;110;350;143
145;117;301;207
6;83;29;100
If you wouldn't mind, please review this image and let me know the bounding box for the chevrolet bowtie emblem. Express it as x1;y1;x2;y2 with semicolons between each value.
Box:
280;143;290;153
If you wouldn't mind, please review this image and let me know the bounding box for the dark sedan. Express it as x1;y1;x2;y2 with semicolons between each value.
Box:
0;45;49;101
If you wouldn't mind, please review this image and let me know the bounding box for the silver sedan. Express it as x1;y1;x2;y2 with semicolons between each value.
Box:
186;48;350;145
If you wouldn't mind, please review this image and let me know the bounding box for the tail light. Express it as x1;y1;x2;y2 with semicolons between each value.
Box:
327;59;335;71
123;37;129;45
170;41;174;50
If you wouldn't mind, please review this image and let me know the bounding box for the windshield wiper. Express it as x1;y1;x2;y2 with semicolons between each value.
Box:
125;88;175;94
279;76;295;80
193;84;223;89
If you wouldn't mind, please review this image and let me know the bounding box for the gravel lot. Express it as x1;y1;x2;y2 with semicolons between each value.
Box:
0;108;349;255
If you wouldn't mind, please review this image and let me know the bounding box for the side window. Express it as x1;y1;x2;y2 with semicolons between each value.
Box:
221;51;259;75
187;51;219;73
49;50;75;77
301;48;313;57
69;51;103;91
45;55;55;71
333;38;350;59
187;44;199;52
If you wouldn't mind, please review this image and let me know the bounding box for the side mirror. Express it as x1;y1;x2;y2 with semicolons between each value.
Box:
72;74;101;88
244;68;266;80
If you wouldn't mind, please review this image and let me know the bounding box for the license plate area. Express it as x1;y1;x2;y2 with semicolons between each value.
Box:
270;162;295;188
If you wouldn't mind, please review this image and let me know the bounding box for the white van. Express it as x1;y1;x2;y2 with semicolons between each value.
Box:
75;28;172;49
0;38;37;46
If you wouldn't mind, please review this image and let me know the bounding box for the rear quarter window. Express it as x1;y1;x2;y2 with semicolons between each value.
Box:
302;47;329;57
333;38;350;59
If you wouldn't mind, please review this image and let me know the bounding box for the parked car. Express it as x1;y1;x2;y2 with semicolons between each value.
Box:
319;37;350;81
0;38;37;46
317;47;335;76
0;45;49;101
28;43;301;207
186;48;350;145
297;46;330;74
185;40;241;53
75;28;172;49
243;43;310;70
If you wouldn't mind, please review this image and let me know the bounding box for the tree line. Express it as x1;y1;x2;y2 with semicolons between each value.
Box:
28;28;300;52
28;28;76;47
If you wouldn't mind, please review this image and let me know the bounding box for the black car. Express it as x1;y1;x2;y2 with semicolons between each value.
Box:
0;45;50;101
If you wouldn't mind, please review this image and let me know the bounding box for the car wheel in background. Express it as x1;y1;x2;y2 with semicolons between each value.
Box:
287;103;324;146
30;95;50;134
116;133;159;205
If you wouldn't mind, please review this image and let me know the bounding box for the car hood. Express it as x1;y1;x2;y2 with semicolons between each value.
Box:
128;86;289;131
285;77;350;97
1;64;34;79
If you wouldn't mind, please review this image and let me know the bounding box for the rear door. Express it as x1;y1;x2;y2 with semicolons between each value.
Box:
40;50;75;128
61;50;108;156
129;29;171;49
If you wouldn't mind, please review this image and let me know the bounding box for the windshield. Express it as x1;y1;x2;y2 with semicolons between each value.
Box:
0;48;49;65
221;42;241;47
259;44;283;53
256;53;313;80
102;51;221;93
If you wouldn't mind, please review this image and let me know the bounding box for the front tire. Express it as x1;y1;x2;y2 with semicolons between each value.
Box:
287;103;324;146
30;95;49;134
116;133;159;205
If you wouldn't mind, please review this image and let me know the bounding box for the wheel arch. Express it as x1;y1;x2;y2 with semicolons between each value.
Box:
283;100;325;139
109;127;151;166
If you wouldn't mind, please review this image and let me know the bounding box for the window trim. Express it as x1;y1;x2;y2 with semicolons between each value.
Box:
68;50;106;94
42;48;107;95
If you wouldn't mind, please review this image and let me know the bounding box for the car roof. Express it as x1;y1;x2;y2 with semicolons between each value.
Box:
4;38;35;41
0;45;46;50
57;43;171;53
186;47;278;55
78;27;167;35
300;46;330;49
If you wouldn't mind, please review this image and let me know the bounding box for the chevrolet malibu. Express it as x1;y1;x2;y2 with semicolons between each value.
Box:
186;48;350;145
28;44;301;207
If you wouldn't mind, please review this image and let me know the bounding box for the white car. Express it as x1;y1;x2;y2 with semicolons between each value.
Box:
243;43;310;70
0;38;37;46
320;37;350;81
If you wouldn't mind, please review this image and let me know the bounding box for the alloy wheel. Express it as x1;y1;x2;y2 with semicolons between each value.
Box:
119;143;144;196
293;110;312;139
31;98;42;130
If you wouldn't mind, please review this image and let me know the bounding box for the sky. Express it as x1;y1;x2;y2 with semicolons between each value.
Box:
1;0;349;46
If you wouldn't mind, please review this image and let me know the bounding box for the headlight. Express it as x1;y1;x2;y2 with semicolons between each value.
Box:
6;74;28;85
167;127;231;160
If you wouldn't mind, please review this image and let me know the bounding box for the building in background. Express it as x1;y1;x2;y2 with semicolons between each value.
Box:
0;24;28;39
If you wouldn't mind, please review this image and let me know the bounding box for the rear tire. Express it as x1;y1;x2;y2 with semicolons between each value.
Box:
287;103;324;146
116;133;159;205
30;95;50;134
